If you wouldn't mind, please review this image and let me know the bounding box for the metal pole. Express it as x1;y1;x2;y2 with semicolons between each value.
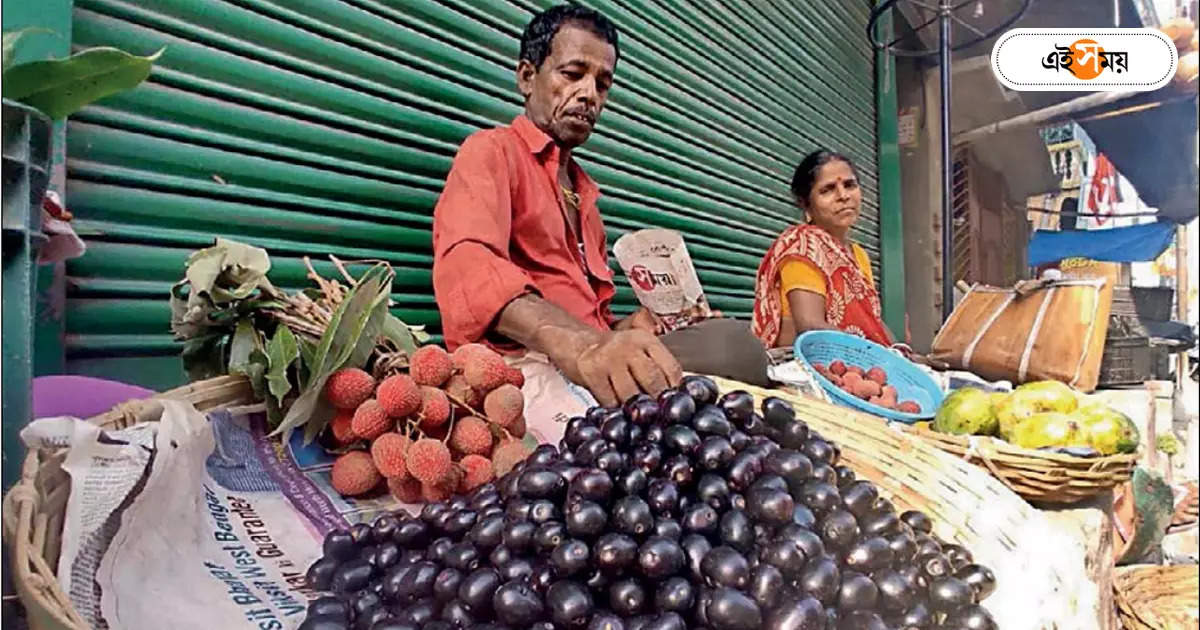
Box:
953;91;1142;144
939;2;954;320
1177;224;1190;392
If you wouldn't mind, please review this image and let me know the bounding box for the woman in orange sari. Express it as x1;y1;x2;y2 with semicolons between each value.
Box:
753;150;895;349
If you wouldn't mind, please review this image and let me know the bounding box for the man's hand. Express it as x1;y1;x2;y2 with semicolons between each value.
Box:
496;295;682;406
565;329;682;407
614;307;662;334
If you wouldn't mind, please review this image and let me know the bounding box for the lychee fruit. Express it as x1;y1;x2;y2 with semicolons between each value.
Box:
483;384;524;430
423;423;450;442
351;399;391;441
377;374;421;418
508;414;527;439
330;451;382;497
410;345;453;387
503;365;525;388
845;365;865;378
492;440;532;477
450;417;493;456
458;454;494;493
421;466;462;502
405;438;453;485
370;432;410;479
329;408;357;446
418;386;451;429
829;360;847;377
463;350;508;393
897;401;921;414
866;367;888;386
421;479;457;503
324;368;375;409
444;373;483;409
452;343;490;372
388;476;422;503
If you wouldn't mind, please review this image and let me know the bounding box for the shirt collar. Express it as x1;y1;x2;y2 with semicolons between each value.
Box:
511;114;601;202
512;114;554;155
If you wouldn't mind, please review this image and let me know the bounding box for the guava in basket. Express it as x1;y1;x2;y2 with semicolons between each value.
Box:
995;381;1078;440
933;388;999;436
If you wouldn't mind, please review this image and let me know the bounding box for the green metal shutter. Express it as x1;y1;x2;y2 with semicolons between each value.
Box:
66;0;877;389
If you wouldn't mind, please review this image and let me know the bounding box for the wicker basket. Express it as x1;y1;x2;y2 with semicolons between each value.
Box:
1114;565;1199;629
1;375;254;630
710;377;1099;628
900;423;1136;504
6;375;1094;628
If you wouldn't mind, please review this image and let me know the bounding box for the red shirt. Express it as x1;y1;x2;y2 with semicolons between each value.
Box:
432;115;616;350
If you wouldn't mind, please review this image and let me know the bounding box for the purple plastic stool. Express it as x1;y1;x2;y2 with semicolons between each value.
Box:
32;375;156;420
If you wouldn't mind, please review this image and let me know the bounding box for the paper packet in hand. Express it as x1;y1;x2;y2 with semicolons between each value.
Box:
613;229;711;333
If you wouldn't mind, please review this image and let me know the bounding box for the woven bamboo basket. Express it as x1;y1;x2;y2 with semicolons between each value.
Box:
709;377;1100;628
5;375;1094;628
1114;565;1199;629
899;423;1137;504
1;375;254;630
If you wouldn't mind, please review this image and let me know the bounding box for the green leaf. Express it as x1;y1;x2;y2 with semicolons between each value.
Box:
227;319;260;373
347;299;389;372
243;349;269;401
3;28;54;73
266;326;299;405
180;334;228;381
265;395;284;428
302;398;336;445
381;314;419;355
2;46;162;119
297;337;317;389
185;238;272;306
271;265;392;441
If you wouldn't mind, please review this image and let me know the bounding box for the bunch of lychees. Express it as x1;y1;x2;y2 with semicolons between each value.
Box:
321;344;532;502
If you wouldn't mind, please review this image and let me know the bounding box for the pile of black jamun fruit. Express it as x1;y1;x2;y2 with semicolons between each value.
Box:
301;375;998;630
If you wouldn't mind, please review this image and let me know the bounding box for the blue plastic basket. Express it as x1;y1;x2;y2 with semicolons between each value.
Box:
794;330;943;423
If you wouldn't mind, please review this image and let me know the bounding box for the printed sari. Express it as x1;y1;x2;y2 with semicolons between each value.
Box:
752;224;893;348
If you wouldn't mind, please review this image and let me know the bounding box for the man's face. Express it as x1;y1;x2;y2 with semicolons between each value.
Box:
518;23;616;149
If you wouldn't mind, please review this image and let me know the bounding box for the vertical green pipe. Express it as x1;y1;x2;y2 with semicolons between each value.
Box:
874;5;906;339
2;0;72;491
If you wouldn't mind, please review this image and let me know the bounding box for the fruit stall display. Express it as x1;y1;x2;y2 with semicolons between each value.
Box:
903;380;1139;503
5;238;1100;628
811;361;922;414
299;378;1001;630
4;374;1093;629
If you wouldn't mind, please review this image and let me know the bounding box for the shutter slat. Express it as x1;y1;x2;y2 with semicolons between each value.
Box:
65;0;877;385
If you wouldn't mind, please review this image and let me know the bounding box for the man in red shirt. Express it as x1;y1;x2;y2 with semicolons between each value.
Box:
433;5;769;406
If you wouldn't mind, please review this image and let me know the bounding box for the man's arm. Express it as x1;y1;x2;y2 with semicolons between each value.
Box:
433;134;538;346
496;295;682;406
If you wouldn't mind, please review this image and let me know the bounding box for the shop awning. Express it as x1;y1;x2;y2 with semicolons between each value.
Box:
1027;220;1177;266
1073;94;1198;223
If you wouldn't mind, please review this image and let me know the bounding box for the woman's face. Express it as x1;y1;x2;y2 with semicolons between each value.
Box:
802;160;861;232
